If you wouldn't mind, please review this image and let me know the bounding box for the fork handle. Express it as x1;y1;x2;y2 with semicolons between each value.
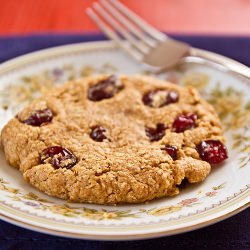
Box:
186;48;250;81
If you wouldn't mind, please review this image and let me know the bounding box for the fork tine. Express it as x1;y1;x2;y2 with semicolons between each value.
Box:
86;7;143;62
109;0;166;42
100;0;156;48
93;2;149;54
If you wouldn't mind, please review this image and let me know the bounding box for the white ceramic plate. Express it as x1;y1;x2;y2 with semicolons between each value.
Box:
0;41;249;240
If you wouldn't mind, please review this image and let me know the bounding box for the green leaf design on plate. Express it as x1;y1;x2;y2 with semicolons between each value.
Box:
212;183;226;190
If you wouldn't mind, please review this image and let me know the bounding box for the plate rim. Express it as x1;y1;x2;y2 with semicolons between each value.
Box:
0;199;249;240
0;202;249;241
0;40;249;240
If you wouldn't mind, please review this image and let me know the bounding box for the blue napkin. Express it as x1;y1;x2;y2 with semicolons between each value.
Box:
0;33;249;250
0;33;250;66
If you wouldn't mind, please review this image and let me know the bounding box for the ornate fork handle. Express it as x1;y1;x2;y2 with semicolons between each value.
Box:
186;48;250;80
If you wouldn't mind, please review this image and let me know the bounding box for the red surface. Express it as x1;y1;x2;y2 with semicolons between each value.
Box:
0;0;250;35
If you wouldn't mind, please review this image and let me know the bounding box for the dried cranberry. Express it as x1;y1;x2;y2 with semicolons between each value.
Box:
90;126;108;142
22;108;53;126
88;75;124;101
196;139;228;164
167;91;179;104
172;113;198;133
41;146;77;169
145;123;168;141
162;145;178;160
142;89;179;108
142;90;156;106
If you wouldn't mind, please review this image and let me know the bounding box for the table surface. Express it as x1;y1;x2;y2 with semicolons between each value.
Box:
1;0;250;35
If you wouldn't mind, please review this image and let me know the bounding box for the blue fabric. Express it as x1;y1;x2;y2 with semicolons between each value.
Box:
0;33;249;250
0;33;250;66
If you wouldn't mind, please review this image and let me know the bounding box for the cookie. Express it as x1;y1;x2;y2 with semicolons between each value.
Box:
0;75;228;204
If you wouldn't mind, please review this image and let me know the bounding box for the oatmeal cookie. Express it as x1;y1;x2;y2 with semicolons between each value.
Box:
1;75;228;204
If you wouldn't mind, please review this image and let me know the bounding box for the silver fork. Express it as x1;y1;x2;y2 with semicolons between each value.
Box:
86;0;250;79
